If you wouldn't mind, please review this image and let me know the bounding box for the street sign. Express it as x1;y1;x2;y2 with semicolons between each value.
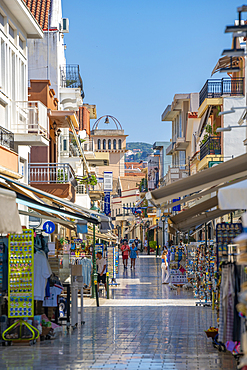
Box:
104;192;111;216
104;172;113;192
43;221;55;234
172;198;181;212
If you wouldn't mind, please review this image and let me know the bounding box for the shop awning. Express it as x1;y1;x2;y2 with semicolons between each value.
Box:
18;210;75;230
218;179;247;210
198;106;212;137
170;196;218;226
171;208;233;232
87;228;117;242
147;153;247;206
0;174;101;225
0;188;22;234
211;56;241;76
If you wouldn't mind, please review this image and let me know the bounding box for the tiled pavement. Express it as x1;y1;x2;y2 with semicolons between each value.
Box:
0;255;237;369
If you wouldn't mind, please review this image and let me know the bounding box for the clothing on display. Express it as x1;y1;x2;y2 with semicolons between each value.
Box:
34;250;52;301
43;284;63;307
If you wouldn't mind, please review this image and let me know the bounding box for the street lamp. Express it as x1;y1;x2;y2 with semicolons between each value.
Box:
146;220;150;255
161;215;167;248
156;218;159;257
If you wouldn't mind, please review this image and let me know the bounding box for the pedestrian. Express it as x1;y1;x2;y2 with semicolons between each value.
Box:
96;251;107;292
121;240;130;269
134;237;139;249
144;237;148;253
130;242;138;269
161;249;169;284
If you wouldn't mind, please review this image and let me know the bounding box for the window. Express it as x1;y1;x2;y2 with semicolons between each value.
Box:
97;139;101;150
118;139;121;149
103;139;106;150
0;13;4;27
9;24;15;39
123;204;125;215
108;139;111;150
126;203;128;214
1;40;5;90
19;37;24;50
113;139;116;149
63;139;67;151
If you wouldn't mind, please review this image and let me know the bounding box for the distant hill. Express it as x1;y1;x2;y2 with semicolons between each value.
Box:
125;142;154;162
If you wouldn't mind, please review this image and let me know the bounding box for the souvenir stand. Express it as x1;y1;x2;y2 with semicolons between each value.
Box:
108;244;119;286
169;245;187;285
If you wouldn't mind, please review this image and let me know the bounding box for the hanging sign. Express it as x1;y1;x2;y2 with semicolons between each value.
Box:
104;192;111;216
104;172;113;192
172;198;181;212
43;221;55;234
8;229;34;318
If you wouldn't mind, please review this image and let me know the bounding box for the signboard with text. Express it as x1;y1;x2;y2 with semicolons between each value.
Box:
104;172;113;192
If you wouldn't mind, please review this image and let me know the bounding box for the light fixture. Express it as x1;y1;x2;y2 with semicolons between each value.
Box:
104;116;110;124
225;25;247;33
220;67;241;73
218;109;235;116
221;48;245;57
51;121;57;130
57;128;61;136
216;124;247;133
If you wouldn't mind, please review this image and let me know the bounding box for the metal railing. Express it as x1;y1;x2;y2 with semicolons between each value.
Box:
199;78;244;106
82;139;94;152
12;101;48;139
200;136;221;161
0;126;15;151
60;135;93;157
28;163;77;186
60;64;85;98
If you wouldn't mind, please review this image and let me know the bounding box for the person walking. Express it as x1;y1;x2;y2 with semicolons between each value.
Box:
134;237;139;249
130;242;138;269
96;251;107;292
121;240;130;269
144;237;148;253
161;250;169;284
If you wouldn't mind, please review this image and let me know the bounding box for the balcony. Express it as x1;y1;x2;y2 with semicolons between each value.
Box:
0;126;20;178
164;165;189;186
200;136;221;161
166;141;174;155
12;101;49;146
28;163;77;202
0;126;15;151
60;64;84;98
60;135;94;158
199;78;244;107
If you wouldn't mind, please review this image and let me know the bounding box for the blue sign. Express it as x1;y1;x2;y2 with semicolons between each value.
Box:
43;221;55;234
104;192;111;216
172;198;181;212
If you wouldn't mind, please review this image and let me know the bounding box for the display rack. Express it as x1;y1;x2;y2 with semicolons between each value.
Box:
169;245;187;285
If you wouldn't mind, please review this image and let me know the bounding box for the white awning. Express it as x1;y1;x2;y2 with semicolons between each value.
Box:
0;188;22;234
218;179;247;210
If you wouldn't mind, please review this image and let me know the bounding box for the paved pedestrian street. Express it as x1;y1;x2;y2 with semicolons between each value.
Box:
0;256;236;369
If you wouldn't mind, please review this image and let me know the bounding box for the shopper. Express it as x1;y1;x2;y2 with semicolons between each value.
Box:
121;240;130;269
130;242;138;269
161;250;169;284
96;251;107;292
134;237;139;249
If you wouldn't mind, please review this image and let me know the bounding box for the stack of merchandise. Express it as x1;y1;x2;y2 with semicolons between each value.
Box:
192;243;217;303
169;245;187;285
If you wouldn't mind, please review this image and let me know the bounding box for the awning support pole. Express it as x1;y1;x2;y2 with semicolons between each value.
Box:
205;223;207;255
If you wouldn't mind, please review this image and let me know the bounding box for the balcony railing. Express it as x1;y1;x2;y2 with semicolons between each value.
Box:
0;126;15;151
60;64;85;98
199;78;244;107
200;136;221;161
12;101;48;139
60;135;94;157
28;163;77;186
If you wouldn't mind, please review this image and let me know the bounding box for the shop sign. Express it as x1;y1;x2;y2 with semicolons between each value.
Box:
43;221;55;234
104;192;111;216
104;172;113;192
172;198;181;212
208;161;223;168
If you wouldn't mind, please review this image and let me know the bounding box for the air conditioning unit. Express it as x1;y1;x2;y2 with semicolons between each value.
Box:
61;18;69;33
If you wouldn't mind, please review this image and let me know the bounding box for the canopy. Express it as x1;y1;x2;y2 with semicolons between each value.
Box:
198;106;212;137
211;56;241;76
147;153;247;206
218;179;247;210
0;188;22;234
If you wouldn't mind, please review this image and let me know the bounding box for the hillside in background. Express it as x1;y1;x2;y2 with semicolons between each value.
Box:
125;142;154;162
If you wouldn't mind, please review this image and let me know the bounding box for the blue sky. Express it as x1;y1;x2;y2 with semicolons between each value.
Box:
63;0;240;144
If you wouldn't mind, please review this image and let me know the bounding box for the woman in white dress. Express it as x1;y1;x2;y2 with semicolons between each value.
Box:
161;250;169;284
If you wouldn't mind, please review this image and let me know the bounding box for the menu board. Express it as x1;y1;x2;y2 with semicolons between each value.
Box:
8;229;34;318
216;222;242;258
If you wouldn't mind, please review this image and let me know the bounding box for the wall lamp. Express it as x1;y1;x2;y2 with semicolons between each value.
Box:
218;106;247;116
216;125;247;133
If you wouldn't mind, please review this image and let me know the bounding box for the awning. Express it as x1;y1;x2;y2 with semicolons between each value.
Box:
148;153;247;206
171;208;232;233
170;196;218;226
198;106;212;137
0;174;101;224
0;188;22;234
211;56;241;76
18;210;75;230
87;228;117;242
218;179;247;210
